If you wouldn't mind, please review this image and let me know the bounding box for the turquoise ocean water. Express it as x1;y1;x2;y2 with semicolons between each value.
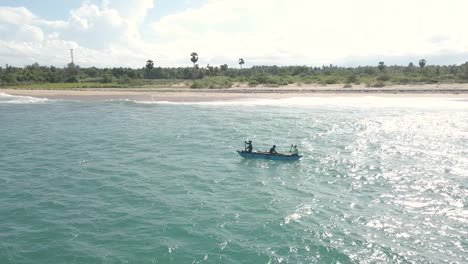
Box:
0;93;467;263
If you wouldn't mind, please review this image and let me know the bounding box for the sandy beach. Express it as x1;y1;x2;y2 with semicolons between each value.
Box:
2;83;468;102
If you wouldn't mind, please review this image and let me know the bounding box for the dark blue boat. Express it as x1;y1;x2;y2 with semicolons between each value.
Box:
237;150;302;161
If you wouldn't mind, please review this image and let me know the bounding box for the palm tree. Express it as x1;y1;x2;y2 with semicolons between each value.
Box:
190;52;198;67
419;59;426;68
146;60;154;69
220;64;228;72
145;60;155;79
378;61;385;71
238;58;245;69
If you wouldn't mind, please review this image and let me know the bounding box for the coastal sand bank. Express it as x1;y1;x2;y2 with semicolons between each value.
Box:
2;83;468;102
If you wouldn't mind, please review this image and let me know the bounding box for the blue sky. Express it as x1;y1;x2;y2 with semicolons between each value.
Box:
0;0;205;21
0;0;467;68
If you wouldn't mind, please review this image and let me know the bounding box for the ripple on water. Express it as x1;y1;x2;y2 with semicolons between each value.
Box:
0;97;467;263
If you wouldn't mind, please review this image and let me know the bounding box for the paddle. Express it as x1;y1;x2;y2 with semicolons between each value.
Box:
289;144;293;154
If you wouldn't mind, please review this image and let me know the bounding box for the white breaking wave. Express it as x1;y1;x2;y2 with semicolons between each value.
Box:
135;96;468;109
0;92;49;104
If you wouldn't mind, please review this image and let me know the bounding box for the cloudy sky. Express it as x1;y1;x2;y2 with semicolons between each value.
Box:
0;0;467;68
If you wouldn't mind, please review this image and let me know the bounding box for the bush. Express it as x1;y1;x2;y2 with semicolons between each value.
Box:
266;76;281;85
248;81;259;87
345;75;358;84
370;81;385;87
396;77;410;84
101;73;113;83
320;77;338;85
65;76;79;83
3;73;18;84
237;77;247;82
190;81;203;88
253;75;269;84
343;84;352;88
117;75;132;84
190;77;233;89
376;74;391;81
426;79;439;84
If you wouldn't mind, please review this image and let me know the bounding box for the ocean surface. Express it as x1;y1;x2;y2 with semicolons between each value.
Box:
1;92;467;263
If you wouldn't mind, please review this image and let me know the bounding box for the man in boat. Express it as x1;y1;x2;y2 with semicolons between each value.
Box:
245;140;253;153
291;145;299;156
269;145;278;155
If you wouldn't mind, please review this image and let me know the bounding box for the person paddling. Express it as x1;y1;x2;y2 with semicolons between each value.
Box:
269;145;278;155
245;140;253;153
291;145;299;156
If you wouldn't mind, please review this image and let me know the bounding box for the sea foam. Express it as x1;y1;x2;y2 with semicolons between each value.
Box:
135;96;468;109
0;92;49;104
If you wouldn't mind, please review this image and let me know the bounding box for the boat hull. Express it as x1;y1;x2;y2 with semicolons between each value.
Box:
237;150;302;161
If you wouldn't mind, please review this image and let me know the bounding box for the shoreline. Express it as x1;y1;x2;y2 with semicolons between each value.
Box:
2;83;468;102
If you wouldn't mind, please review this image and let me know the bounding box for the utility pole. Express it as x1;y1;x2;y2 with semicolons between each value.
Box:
70;49;74;64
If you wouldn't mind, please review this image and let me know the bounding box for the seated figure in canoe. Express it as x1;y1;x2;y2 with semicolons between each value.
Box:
269;145;278;155
291;145;299;156
245;140;253;153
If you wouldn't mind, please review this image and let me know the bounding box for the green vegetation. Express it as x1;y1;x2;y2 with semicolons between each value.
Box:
2;60;468;89
191;76;232;89
2;82;129;89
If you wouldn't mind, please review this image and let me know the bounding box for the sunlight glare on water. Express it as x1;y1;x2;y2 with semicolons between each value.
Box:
0;94;467;263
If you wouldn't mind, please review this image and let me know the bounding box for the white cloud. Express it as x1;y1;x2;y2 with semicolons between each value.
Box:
0;6;35;25
149;0;468;66
70;1;124;30
1;0;468;67
48;32;60;39
0;6;67;28
0;1;155;66
0;39;78;65
16;25;44;42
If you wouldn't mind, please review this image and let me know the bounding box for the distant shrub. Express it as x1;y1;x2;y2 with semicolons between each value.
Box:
65;76;79;83
117;75;132;84
370;81;385;87
343;84;352;88
397;77;410;84
345;75;358;84
190;77;232;89
248;81;259;87
191;81;203;88
376;74;391;81
253;75;269;84
320;77;338;85
267;76;281;85
3;73;18;84
101;73;113;83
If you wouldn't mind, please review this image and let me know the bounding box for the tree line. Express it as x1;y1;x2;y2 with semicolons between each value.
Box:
1;53;468;87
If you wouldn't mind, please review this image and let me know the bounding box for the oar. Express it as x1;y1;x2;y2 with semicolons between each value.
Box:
289;144;293;153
